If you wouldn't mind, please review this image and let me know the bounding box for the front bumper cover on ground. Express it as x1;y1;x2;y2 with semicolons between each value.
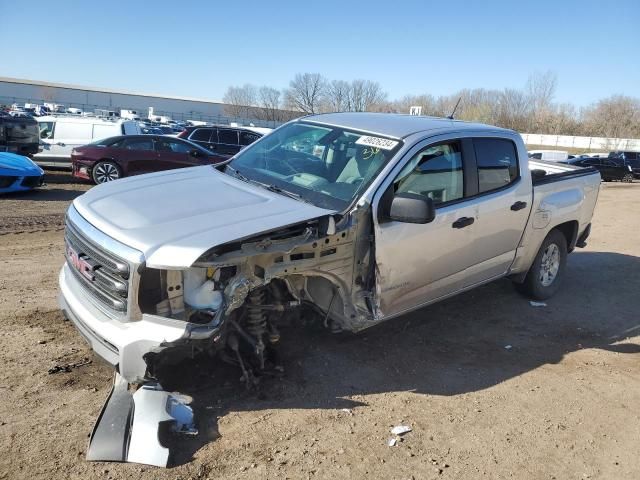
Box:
87;373;197;467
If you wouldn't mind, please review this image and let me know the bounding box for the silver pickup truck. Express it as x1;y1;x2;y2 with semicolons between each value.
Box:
59;113;600;465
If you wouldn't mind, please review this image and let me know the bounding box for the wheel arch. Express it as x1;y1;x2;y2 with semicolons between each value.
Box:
553;220;579;253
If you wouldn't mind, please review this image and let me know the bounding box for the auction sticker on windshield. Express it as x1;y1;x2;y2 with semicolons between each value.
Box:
355;136;399;150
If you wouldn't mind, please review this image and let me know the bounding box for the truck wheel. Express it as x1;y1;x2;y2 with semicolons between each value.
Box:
92;161;121;184
516;229;567;300
622;173;634;183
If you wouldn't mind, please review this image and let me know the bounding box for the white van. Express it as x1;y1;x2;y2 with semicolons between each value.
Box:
527;150;569;162
120;109;141;120
34;116;141;168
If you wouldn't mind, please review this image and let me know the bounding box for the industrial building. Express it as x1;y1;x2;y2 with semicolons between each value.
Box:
0;76;281;127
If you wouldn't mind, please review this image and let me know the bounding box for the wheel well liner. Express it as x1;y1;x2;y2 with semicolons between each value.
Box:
553;220;579;252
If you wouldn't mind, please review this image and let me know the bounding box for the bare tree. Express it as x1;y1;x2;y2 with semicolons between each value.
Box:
285;73;327;114
325;80;351;112
526;71;557;109
581;95;640;139
222;84;257;118
348;79;387;112
257;86;282;122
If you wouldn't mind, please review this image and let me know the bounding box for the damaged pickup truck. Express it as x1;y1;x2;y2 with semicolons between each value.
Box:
58;113;600;466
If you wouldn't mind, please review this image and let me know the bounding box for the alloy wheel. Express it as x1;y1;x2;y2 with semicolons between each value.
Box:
539;243;561;287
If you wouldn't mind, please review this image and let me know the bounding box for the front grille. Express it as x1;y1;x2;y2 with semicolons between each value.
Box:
65;219;130;313
20;175;43;188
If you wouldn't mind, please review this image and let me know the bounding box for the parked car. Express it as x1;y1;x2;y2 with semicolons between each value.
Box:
0;112;40;157
178;125;271;155
34;116;142;168
608;151;640;178
563;157;634;182
0;152;44;193
59;113;600;466
527;149;569;162
71;134;229;184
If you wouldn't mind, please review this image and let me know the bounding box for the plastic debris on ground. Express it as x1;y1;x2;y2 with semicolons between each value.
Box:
387;438;397;447
504;344;513;350
390;425;412;436
529;301;547;307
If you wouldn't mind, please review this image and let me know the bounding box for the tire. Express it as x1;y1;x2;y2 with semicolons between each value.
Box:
515;229;568;300
622;173;634;183
92;161;122;184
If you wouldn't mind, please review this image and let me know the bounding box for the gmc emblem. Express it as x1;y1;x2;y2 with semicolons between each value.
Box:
67;244;95;282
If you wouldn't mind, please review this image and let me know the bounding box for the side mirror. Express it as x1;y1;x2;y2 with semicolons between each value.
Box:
389;193;436;224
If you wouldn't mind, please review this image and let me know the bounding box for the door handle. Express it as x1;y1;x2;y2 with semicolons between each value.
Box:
452;217;475;229
510;201;528;211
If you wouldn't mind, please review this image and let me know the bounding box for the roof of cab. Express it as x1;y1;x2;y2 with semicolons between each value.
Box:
301;112;513;139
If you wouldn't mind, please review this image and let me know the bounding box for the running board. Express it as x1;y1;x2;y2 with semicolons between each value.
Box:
86;373;197;467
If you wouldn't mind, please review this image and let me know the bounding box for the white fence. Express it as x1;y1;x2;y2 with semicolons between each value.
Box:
521;133;640;151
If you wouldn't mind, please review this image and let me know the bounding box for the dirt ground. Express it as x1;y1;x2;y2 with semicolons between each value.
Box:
1;172;639;480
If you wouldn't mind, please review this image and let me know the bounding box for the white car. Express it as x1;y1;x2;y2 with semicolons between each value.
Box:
528;149;569;162
34;116;141;168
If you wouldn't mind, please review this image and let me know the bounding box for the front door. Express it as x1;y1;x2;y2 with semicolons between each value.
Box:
374;139;478;318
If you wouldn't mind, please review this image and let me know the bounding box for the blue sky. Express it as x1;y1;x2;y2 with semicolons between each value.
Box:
1;0;638;106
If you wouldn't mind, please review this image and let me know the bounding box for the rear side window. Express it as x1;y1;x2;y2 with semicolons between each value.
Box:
218;129;239;145
474;138;519;193
190;128;212;142
240;131;260;146
123;138;154;151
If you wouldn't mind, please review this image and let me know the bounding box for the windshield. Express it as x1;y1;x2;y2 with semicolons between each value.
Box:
226;122;402;210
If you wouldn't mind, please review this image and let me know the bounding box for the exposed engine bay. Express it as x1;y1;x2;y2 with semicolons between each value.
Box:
139;206;377;387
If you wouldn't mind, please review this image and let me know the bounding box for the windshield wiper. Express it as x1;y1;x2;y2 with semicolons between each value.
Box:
225;165;312;204
261;183;310;203
225;165;250;183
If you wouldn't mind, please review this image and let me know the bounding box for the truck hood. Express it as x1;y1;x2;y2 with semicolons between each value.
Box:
72;166;336;268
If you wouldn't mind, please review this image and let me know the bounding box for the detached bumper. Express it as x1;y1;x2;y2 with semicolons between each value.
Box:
58;265;189;382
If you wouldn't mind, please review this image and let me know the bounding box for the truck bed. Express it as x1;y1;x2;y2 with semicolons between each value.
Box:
529;159;599;185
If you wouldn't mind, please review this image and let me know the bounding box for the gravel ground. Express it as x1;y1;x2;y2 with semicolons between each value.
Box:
0;172;639;480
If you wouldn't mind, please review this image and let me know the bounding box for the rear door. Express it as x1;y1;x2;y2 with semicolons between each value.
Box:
155;138;202;170
120;137;158;175
216;128;241;155
461;137;532;286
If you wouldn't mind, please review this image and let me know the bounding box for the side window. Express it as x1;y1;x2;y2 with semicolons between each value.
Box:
123;138;154;151
474;138;518;193
393;142;464;205
38;122;55;139
190;128;212;142
218;129;239;145
165;139;192;153
240;131;260;146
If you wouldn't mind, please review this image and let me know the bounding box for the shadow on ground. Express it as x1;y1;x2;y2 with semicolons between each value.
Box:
142;250;640;466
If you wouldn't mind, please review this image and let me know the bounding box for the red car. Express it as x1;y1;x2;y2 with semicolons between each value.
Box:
71;135;229;184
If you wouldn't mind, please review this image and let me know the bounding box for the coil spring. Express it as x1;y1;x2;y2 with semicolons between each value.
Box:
245;289;268;339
